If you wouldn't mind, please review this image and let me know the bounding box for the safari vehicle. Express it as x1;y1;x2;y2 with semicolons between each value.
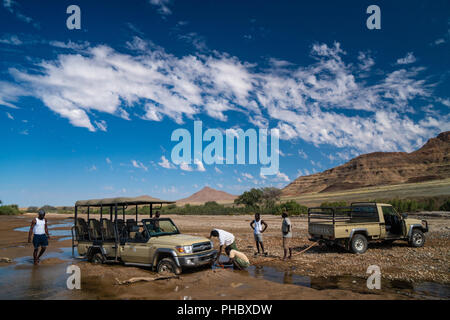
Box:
71;196;217;274
308;202;429;254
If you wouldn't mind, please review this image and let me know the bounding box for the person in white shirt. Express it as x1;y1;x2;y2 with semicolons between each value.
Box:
250;213;268;256
209;228;236;263
28;210;50;265
282;211;293;260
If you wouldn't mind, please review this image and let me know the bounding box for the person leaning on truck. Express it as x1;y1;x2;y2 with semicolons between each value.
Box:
281;211;293;260
28;209;51;265
209;228;237;263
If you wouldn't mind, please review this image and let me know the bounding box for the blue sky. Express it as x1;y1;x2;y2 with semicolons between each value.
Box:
0;0;449;206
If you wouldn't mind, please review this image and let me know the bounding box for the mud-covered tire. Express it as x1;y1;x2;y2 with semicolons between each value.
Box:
409;229;425;248
91;252;105;264
351;234;368;254
157;257;181;275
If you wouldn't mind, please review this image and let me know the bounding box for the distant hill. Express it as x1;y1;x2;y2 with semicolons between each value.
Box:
283;131;450;196
177;186;237;204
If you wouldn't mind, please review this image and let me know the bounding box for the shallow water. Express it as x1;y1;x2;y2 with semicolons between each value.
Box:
14;220;73;238
1;246;448;299
245;265;450;299
0;248;75;300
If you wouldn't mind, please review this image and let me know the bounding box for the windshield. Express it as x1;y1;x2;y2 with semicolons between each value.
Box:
143;219;179;236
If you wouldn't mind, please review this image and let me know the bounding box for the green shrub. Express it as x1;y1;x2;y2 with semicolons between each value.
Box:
39;205;58;213
439;200;450;211
274;200;308;216
320;201;347;208
0;205;21;215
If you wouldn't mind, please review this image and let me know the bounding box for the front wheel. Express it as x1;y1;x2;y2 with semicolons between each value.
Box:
157;257;181;275
409;229;425;247
351;234;368;254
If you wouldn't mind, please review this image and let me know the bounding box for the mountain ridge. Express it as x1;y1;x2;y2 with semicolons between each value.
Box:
177;186;237;204
282;131;450;196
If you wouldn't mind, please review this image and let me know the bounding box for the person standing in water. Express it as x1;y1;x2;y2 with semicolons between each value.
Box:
281;211;293;260
250;213;268;256
28;209;50;265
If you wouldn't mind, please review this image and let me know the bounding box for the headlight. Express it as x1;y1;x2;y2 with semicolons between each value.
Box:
176;245;193;254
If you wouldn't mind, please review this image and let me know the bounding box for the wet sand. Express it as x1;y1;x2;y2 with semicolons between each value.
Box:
1;214;449;300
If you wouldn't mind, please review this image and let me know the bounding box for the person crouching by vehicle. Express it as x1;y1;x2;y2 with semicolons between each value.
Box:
281;211;292;260
209;229;237;263
225;246;250;270
250;213;268;256
28;209;50;265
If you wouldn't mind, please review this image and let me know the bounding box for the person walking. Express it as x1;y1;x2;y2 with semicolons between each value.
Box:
281;211;292;260
28;209;50;265
250;213;268;256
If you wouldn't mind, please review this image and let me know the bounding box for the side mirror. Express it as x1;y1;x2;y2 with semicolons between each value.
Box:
401;213;408;219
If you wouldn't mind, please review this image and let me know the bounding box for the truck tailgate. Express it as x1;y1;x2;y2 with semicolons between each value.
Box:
309;223;334;237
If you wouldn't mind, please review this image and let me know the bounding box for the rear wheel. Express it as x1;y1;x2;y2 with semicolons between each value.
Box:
409;229;425;248
157;257;181;275
90;252;105;264
351;234;368;254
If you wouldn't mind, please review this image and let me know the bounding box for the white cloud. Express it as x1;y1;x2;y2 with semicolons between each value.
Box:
242;173;253;180
131;160;148;171
2;0;39;28
94;120;107;132
3;40;448;154
275;171;290;182
158;156;175;169
434;38;446;45
149;0;172;15
106;158;112;164
298;149;308;159
179;162;193;171
178;32;207;51
194;159;206;172
6;112;14;120
214;167;222;174
357;51;375;71
396;52;417;65
0;35;22;45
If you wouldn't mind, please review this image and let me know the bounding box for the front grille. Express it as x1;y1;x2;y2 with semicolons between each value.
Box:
193;241;212;252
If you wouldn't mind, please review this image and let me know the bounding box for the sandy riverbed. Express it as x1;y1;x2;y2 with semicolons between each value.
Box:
0;213;449;299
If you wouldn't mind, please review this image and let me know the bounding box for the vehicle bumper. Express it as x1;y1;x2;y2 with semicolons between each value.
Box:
176;250;218;268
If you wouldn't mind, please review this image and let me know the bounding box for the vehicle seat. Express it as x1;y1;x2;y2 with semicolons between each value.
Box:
88;219;103;240
101;219;116;241
128;225;139;240
126;219;137;233
75;218;89;241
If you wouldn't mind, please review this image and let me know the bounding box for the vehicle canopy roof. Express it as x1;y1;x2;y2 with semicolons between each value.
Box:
75;195;175;207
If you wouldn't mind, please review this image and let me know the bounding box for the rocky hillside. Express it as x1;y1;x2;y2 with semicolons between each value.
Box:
282;131;450;196
177;186;237;204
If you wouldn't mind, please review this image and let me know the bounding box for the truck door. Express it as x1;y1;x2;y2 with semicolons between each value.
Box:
379;205;388;238
121;242;152;264
120;227;152;263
